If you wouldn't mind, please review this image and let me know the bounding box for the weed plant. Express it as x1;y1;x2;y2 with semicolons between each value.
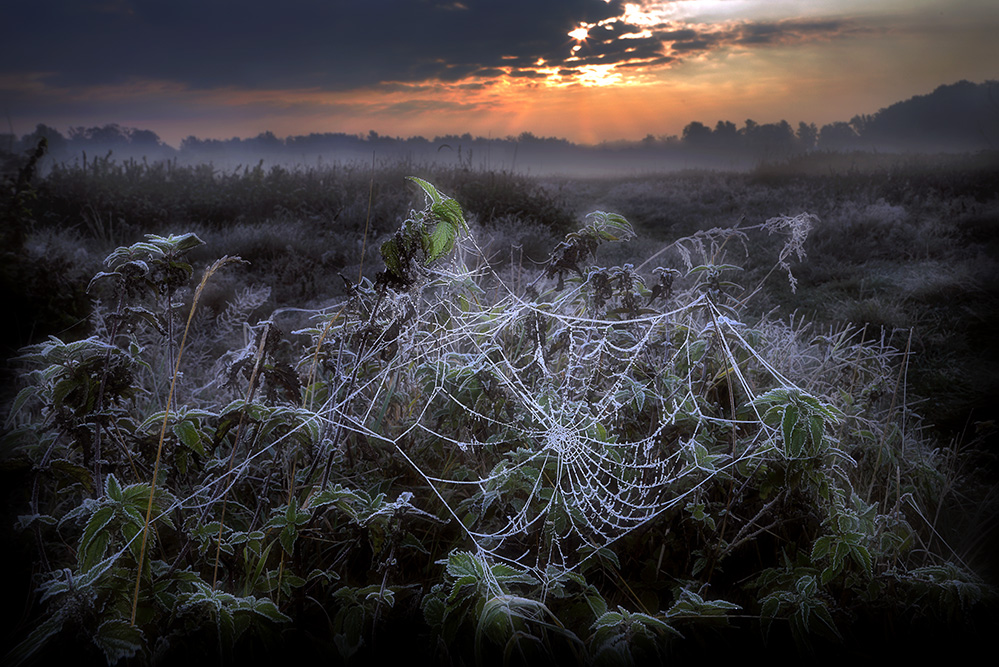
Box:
2;176;995;665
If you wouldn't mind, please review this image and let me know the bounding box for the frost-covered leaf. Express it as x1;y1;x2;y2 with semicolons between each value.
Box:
92;619;144;665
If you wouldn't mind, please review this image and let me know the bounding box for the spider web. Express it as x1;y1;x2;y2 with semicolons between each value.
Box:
307;233;785;576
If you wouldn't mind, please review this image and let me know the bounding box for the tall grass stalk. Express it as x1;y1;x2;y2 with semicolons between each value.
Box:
130;256;240;624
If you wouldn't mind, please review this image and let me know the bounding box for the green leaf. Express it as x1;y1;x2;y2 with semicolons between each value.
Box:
5;386;38;429
425;220;457;263
246;597;292;624
781;403;800;457
380;237;403;277
850;544;873;575
92;619;144;665
173;420;203;453
79;505;115;571
49;459;94;494
592;610;624;629
811;536;832;562
105;474;123;502
446;551;485;580
279;525;298;556
407;176;443;207
159;232;205;253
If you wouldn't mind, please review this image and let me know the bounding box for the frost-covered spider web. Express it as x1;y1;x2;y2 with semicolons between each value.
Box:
306;226;798;575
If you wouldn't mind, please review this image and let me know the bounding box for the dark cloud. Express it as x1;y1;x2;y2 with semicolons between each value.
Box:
472;68;506;79
734;19;860;45
670;39;717;53
654;18;863;57
1;0;626;91
0;0;882;129
508;69;549;79
659;29;701;42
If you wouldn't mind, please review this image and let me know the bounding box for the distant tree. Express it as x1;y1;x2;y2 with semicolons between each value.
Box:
127;128;163;148
818;121;861;150
796;122;818;152
180;135;204;151
758;120;795;159
849;114;873;137
69;124;130;146
247;131;283;151
681;121;712;146
711;120;739;151
859;79;999;151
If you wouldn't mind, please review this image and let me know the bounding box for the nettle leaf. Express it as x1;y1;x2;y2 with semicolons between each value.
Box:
380;237;404;277
406;176;467;263
811;536;833;562
667;590;739;620
685;502;716;531
408;176;442;206
852;543;873;575
311;485;366;516
590;606;681;662
781;403;803;457
808;414;824;451
279;526;297;556
121;483;176;529
172;419;205;455
435;197;466;230
92;619;144;665
490;561;539;587
446;551;486;588
78;506;115;571
423;588;447;628
49;459;94;494
5;386;38;428
425;220;457;264
105;474;123;502
270;497;311;555
444;551;536;602
244;597;292;624
592;610;624;629
629;611;682;638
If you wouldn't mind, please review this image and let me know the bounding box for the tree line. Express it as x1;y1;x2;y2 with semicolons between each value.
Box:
3;80;995;172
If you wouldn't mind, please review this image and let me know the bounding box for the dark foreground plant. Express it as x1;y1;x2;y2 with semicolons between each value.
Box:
3;179;993;665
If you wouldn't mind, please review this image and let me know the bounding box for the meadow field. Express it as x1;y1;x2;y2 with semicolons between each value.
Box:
2;147;997;664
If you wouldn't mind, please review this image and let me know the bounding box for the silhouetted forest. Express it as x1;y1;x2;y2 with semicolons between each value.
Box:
3;80;996;175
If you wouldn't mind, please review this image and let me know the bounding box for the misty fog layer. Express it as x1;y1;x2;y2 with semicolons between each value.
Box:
4;80;996;177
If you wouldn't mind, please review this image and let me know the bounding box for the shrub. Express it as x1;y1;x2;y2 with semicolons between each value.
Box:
3;178;994;665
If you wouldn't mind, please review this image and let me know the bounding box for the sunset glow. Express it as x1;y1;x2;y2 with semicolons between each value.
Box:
1;1;996;146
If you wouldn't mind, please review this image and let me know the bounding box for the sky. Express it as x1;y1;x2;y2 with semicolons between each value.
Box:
2;0;998;146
